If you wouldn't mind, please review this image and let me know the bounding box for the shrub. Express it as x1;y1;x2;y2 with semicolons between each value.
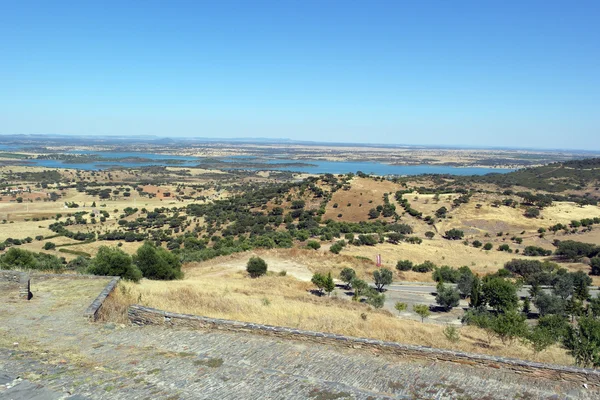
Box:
134;241;183;280
373;268;393;291
312;272;334;295
523;246;552;256
339;267;356;288
444;228;464;240
365;289;385;308
306;240;321;250
472;240;482;248
394;302;407;313
483;242;493;250
591;257;600;276
413;304;431;322
88;246;141;282
498;244;511;252
482;277;518;312
564;316;600;368
490;310;528;345
435;283;460;311
412;260;436;273
246;256;268;278
432;266;460;283
524;207;540;218
43;242;56;250
396;259;413;271
443;326;460;343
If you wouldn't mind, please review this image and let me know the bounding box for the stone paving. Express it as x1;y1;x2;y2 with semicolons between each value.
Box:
0;280;597;399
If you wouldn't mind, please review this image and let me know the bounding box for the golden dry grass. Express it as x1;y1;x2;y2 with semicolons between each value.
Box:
323;177;401;222
103;266;574;365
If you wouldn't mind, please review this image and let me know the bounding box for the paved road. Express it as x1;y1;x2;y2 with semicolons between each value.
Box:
1;280;597;399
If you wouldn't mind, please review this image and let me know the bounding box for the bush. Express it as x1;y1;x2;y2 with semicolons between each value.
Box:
443;326;460;343
134;241;183;280
373;268;393;291
524;207;540;218
413;304;431;322
555;240;599;261
490;310;528;345
312;272;335;295
523;246;552;256
435;283;460;311
0;247;63;272
365;289;385;308
498;244;511;252
591;257;600;276
482;277;518;312
43;242;56;250
306;240;321;250
432;266;460;283
412;260;436;273
88;246;141;282
339;267;356;288
396;259;413;271
246;256;268;278
564;316;600;368
394;302;407;313
483;243;493;250
472;240;482;248
444;228;464;240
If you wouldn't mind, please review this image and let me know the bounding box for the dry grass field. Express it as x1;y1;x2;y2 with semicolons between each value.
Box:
323;177;401;222
103;264;573;365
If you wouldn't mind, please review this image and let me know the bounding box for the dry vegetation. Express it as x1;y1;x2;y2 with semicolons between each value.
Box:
102;265;573;365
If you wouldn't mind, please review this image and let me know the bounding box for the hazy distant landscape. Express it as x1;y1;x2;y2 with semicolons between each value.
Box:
2;1;600;398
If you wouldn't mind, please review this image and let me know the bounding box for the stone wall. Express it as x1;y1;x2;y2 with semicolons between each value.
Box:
0;270;31;300
84;277;120;321
128;304;600;387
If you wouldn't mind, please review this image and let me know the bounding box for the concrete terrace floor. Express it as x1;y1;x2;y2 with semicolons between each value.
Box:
0;279;597;400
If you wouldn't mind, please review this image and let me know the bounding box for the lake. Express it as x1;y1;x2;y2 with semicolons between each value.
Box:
1;148;514;175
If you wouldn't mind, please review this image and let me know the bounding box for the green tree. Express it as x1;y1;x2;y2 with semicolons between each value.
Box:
43;242;56;250
413;304;431;322
339;267;356;289
394;302;407;313
373;268;393;292
534;291;565;317
368;208;380;219
482;277;518;312
350;278;369;300
489;310;528;345
306;240;321;250
396;260;413;271
469;276;483;308
435;283;460;311
524;207;540;218
89;246;141;282
311;273;326;294
483;242;493;250
246;256;268;278
563;316;600;368
457;268;475;298
321;272;335;296
591;257;600;276
444;228;464;240
134;241;183;280
365;289;385;308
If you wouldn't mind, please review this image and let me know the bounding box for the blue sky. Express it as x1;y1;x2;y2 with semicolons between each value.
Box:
1;0;598;149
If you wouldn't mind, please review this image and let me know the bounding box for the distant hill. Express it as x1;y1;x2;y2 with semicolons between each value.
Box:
469;158;600;192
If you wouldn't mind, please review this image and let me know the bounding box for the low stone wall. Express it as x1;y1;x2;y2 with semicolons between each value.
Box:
128;304;600;386
0;270;31;300
83;277;120;321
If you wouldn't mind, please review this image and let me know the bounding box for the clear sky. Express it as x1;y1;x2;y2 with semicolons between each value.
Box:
1;0;599;149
